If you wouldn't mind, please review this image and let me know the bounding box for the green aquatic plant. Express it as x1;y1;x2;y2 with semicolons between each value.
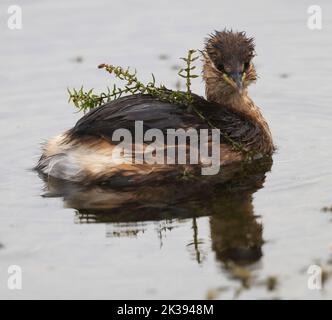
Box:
177;49;199;105
68;49;200;113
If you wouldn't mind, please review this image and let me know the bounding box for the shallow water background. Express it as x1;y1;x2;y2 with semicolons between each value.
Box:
0;0;332;299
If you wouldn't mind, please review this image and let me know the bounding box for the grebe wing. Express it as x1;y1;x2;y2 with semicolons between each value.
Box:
69;94;206;141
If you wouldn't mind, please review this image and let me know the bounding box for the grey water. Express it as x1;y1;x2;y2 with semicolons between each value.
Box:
0;0;332;299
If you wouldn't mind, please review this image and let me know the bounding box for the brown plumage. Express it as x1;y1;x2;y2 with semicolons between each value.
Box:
202;30;273;154
36;29;274;185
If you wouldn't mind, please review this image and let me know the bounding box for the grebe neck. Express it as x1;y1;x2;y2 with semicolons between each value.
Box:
204;76;274;154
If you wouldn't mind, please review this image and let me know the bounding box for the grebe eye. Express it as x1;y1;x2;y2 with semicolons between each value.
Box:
244;62;250;71
216;63;225;72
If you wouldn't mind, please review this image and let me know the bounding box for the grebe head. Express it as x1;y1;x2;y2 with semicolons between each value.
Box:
203;30;257;102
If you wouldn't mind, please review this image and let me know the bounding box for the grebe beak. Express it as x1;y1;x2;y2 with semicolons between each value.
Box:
229;72;243;91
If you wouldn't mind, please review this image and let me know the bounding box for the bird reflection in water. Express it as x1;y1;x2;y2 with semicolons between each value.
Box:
39;157;272;276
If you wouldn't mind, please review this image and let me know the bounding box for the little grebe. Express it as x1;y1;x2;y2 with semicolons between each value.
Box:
36;30;274;185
